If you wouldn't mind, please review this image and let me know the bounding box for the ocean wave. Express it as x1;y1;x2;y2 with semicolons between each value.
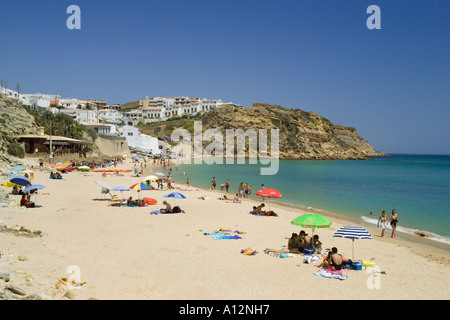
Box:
360;216;450;246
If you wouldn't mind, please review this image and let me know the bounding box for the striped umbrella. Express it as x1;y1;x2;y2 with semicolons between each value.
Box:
333;226;372;260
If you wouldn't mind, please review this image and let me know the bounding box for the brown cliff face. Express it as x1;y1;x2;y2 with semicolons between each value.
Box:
200;103;384;160
0;94;37;154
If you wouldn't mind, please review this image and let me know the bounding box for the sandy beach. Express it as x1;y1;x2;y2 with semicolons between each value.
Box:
0;157;449;300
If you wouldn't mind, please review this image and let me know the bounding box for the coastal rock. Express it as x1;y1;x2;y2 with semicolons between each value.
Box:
140;103;385;160
4;284;27;296
0;190;9;207
201;104;385;160
0;94;37;156
0;272;10;282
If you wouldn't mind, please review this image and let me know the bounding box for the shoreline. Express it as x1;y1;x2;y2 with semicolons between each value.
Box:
168;158;450;252
168;176;450;257
1;155;449;300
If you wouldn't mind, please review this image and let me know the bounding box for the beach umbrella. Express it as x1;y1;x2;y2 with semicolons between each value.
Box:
163;192;186;205
23;184;46;206
143;175;158;181
95;180;113;190
291;213;332;238
8;173;25;179
23;184;46;193
112;185;131;198
132;166;141;174
255;188;283;198
11;166;26;171
130;182;152;200
333;226;372;261
255;188;283;211
155;172;166;177
10;177;30;187
130;182;152;191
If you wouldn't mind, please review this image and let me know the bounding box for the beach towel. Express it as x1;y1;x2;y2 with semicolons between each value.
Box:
203;230;243;240
314;269;348;280
151;210;163;215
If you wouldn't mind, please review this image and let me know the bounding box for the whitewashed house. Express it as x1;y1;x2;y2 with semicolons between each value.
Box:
119;125;161;155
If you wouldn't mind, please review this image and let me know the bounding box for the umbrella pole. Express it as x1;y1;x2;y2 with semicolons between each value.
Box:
352;239;355;261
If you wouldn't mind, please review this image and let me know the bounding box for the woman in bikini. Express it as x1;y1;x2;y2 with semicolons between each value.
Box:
377;210;389;237
390;209;398;239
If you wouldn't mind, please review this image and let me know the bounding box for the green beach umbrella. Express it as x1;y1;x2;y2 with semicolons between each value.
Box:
291;213;332;235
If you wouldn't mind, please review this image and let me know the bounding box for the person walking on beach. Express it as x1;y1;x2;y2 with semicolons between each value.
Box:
390;209;398;238
212;177;217;190
377;210;389;237
225;179;230;193
186;177;190;186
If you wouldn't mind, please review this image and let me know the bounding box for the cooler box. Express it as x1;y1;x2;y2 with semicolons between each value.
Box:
304;247;314;255
352;261;362;270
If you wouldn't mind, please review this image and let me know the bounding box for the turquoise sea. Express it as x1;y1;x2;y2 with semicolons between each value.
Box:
169;155;450;248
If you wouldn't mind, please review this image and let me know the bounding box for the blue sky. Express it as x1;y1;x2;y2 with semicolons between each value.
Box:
1;0;449;155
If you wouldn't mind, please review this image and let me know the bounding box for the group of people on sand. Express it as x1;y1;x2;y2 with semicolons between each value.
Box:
371;209;399;238
266;232;347;271
49;171;63;179
266;231;322;254
251;203;277;216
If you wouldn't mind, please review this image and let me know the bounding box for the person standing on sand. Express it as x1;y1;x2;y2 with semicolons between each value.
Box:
187;177;190;186
212;177;217;190
390;209;398;238
226;179;230;192
377;210;389;237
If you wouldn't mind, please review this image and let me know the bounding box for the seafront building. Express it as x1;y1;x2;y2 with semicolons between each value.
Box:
138;96;233;123
1;84;237;156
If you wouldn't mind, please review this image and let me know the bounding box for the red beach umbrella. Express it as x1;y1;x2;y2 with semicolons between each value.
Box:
254;188;283;212
255;188;283;199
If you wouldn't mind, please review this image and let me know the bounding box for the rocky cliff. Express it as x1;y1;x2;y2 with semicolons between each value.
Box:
0;94;37;154
200;103;384;160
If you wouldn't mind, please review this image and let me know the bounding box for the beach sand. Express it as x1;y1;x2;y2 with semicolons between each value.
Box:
0;157;449;300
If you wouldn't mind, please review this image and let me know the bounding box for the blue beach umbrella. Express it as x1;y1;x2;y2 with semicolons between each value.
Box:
10;177;30;187
113;186;131;198
333;226;372;260
8;173;25;179
12;166;26;171
163;192;186;205
23;184;46;206
23;184;46;193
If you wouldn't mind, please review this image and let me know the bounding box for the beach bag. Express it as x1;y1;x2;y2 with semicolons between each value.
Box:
172;206;181;213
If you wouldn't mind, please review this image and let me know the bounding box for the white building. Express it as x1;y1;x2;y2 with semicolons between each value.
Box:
58;98;88;109
83;123;112;136
98;109;123;124
139;96;227;123
76;109;99;124
119;125;160;155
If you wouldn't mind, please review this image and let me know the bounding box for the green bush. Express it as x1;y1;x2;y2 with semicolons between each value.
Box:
7;141;25;158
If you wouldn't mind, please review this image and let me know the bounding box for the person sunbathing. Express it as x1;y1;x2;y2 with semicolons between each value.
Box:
315;247;343;271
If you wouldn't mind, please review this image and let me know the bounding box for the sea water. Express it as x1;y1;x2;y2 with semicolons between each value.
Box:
169;155;450;247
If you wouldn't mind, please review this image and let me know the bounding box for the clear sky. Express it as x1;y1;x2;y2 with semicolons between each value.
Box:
1;0;449;155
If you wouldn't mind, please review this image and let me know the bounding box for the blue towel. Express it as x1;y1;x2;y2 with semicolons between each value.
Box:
314;270;348;280
151;210;162;215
